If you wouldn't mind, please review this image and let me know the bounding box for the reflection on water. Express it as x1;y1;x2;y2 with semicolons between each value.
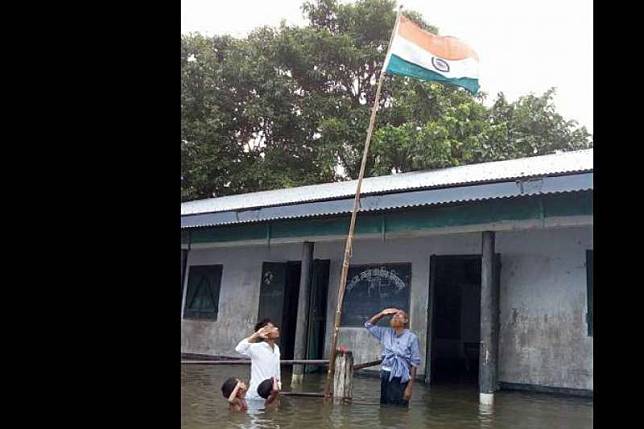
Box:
181;365;592;429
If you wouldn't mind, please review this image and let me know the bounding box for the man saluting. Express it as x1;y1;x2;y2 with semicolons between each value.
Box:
364;308;421;407
234;319;281;401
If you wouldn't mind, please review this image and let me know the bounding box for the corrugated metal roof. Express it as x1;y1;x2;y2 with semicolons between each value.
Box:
182;172;592;228
182;149;592;216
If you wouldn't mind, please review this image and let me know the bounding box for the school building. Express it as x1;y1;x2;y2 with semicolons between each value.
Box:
180;149;593;400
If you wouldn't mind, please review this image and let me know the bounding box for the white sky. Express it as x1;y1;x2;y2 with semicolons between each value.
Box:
182;0;593;134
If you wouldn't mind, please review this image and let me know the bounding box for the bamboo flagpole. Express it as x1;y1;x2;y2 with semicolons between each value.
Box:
323;5;404;399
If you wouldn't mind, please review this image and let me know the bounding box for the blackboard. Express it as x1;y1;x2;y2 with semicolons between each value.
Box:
340;263;411;327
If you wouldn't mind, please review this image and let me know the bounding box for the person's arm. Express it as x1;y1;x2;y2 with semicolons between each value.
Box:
265;377;280;406
403;335;422;401
367;308;399;325
227;381;243;404
364;308;399;341
234;326;272;356
403;366;417;400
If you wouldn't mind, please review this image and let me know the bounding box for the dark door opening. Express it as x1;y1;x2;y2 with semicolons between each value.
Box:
305;259;330;373
258;261;301;360
427;255;482;385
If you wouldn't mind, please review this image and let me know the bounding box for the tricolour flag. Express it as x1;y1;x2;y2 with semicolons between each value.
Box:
383;15;480;94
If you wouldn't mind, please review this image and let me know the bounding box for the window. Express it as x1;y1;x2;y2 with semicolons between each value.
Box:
586;250;593;336
340;263;411;327
183;265;223;320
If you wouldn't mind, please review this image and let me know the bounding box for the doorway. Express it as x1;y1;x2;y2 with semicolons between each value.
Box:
257;259;330;362
305;259;329;373
258;261;301;360
427;255;482;385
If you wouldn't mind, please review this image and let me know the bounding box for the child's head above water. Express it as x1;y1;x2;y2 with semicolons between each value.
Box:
221;377;246;399
257;378;274;399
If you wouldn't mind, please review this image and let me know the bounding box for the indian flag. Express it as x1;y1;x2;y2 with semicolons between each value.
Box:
384;15;480;94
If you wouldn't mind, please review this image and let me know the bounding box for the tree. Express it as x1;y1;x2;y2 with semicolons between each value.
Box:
181;0;592;201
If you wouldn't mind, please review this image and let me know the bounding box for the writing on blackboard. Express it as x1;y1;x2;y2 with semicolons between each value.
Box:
263;271;274;286
341;263;411;327
347;268;406;296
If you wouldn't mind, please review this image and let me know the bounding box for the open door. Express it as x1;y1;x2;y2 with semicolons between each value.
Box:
258;261;301;359
426;254;501;386
305;259;329;373
258;262;288;327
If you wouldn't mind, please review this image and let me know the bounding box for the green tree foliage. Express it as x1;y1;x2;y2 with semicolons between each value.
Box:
181;0;592;201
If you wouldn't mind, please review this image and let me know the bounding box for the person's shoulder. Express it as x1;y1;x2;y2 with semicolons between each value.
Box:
406;330;419;339
374;325;392;336
229;399;243;411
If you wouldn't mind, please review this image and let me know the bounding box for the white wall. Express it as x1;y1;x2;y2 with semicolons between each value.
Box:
181;243;304;355
181;225;593;390
496;227;593;390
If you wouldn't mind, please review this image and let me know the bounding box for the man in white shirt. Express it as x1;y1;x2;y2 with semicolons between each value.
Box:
234;319;282;400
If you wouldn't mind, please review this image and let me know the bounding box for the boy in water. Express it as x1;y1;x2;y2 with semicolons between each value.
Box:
256;377;280;409
221;377;248;411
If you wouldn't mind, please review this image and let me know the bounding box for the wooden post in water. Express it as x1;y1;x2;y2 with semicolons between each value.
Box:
332;350;354;402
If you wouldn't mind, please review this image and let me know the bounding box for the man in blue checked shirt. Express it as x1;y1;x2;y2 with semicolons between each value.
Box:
364;308;421;407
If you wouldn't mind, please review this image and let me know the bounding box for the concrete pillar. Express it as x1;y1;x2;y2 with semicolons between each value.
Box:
479;231;499;404
292;241;314;384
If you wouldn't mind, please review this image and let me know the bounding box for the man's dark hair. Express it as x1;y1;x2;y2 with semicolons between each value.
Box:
257;378;273;399
255;318;274;332
221;377;238;399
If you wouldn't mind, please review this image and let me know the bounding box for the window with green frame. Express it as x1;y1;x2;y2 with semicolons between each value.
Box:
183;265;222;320
586;250;593;336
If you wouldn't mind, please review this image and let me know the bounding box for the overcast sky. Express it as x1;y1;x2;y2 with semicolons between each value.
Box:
182;0;593;134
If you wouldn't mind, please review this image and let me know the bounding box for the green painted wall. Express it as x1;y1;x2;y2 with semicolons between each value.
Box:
182;192;592;245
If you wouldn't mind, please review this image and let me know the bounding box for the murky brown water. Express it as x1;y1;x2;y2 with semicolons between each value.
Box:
181;365;592;429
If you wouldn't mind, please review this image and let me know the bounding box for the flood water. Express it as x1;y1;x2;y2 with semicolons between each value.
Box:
181;364;592;429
